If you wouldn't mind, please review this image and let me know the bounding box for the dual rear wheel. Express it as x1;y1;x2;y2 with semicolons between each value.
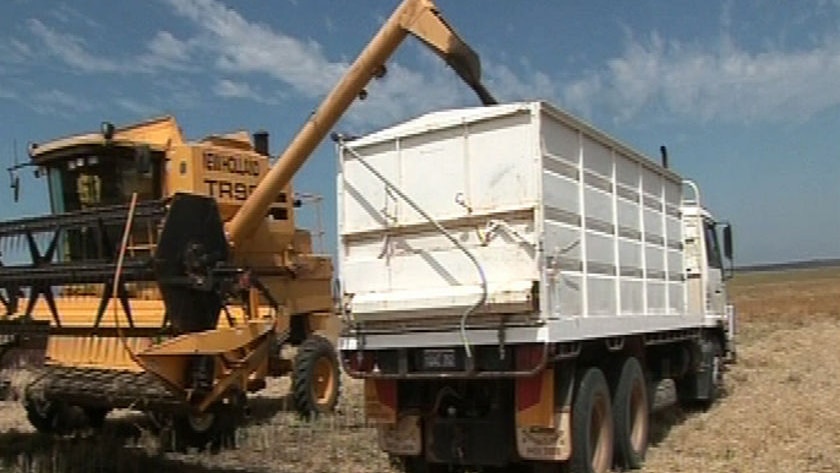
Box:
571;357;649;473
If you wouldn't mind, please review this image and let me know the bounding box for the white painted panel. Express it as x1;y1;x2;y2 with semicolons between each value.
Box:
645;245;665;271
617;199;639;230
668;249;683;275
466;113;537;212
620;280;644;314
341;141;399;234
586;232;614;266
582;136;612;177
338;102;698;339
587;276;616;315
544;221;582;263
552;273;582;317
647;281;666;314
668;282;685;314
664;180;681;206
542;114;580;162
666;216;681;243
584;187;612;224
642;168;662;195
619;240;641;269
644;208;663;237
615;154;639;187
543;173;579;215
397;127;467;226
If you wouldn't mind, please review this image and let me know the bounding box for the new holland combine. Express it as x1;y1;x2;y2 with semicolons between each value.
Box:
0;0;494;449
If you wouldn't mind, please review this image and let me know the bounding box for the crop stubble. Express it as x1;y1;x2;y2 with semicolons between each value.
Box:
0;267;837;472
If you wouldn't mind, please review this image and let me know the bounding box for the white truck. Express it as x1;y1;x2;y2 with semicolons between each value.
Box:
336;101;735;473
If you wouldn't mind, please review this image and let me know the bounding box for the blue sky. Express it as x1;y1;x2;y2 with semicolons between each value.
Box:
1;0;838;265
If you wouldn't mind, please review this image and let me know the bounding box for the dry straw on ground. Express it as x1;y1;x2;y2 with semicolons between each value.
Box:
0;267;837;472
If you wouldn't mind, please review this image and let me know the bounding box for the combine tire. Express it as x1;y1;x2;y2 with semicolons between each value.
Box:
25;400;59;433
570;367;614;473
84;407;110;429
611;357;649;469
292;335;340;417
170;392;246;453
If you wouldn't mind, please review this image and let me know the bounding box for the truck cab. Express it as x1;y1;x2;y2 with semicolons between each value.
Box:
681;180;735;350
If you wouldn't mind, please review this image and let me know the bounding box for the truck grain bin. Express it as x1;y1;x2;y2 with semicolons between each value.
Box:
336;101;735;473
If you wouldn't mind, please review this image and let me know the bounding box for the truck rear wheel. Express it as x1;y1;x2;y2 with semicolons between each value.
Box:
611;357;649;469
571;367;614;473
292;335;340;417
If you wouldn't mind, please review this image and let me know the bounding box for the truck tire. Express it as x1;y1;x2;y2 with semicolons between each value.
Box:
397;456;451;473
611;357;649;469
570;367;614;473
292;335;340;418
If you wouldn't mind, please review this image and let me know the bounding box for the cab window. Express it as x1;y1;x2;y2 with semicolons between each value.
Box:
704;221;722;269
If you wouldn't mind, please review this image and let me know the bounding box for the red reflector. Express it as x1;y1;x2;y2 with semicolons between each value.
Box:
516;374;543;411
347;351;375;373
375;379;397;409
516;344;544;371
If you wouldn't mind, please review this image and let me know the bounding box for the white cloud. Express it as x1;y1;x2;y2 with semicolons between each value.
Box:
139;31;192;70
165;0;345;98
27;19;119;73
213;79;260;100
116;97;160;117
49;3;101;29
31;89;93;115
562;32;840;124
160;0;536;129
0;85;17;100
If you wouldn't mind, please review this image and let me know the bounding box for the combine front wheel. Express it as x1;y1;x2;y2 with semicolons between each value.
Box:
25;400;59;433
292;335;340;417
170;391;246;452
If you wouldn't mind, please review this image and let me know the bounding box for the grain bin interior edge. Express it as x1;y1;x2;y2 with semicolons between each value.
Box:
337;101;710;341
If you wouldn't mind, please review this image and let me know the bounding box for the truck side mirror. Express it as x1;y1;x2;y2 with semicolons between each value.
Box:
135;146;152;175
723;224;733;260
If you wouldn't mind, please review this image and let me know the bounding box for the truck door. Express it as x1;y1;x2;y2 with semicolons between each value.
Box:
703;220;726;315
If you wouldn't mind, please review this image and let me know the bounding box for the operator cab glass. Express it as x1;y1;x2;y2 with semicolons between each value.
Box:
46;146;162;214
43;146;164;261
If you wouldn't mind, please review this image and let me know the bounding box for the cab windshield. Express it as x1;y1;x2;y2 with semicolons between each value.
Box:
46;147;161;214
44;146;162;261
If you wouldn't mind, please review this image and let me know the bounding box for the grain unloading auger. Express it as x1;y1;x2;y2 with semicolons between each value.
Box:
0;0;494;448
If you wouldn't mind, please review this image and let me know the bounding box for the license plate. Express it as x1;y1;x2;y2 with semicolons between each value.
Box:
422;348;458;370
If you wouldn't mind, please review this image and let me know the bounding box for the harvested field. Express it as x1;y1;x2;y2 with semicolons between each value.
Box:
0;267;838;472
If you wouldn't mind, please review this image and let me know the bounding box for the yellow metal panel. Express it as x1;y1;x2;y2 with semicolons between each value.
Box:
516;367;555;428
46;336;152;371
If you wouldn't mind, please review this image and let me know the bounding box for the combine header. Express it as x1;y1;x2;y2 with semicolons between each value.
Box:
0;0;494;449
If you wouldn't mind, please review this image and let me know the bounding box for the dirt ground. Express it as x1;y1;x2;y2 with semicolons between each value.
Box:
0;267;837;473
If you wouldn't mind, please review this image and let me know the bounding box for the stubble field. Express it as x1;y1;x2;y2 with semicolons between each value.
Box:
0;266;838;472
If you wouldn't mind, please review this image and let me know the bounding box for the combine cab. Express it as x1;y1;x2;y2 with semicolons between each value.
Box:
1;117;338;445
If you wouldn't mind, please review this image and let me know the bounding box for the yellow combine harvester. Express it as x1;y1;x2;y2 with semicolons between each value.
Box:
0;0;494;449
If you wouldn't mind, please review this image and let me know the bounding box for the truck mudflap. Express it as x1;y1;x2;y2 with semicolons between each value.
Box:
377;414;422;457
514;363;574;462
